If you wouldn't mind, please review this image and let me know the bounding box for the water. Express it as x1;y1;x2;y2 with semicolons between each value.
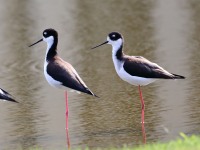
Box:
0;0;199;149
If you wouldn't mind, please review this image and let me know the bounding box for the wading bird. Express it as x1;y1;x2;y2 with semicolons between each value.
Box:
92;32;185;124
29;28;98;148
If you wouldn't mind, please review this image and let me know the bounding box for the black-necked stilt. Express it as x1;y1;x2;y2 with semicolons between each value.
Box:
29;28;98;147
92;32;185;124
0;87;17;103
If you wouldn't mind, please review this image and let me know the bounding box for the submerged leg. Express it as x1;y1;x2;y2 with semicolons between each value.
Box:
138;85;145;124
65;91;70;149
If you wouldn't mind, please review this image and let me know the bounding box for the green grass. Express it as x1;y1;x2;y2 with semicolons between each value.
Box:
120;133;200;150
28;133;200;150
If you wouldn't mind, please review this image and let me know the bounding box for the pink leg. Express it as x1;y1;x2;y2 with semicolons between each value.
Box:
141;120;146;144
138;86;145;124
65;91;70;149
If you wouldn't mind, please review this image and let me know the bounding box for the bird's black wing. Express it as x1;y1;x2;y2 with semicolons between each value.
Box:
123;56;176;79
47;58;96;96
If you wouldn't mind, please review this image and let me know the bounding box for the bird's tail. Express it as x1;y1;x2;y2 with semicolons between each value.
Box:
0;89;18;103
85;88;99;98
172;73;185;79
3;96;18;103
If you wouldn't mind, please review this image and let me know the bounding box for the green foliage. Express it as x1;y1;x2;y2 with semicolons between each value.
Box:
128;133;200;150
27;133;200;150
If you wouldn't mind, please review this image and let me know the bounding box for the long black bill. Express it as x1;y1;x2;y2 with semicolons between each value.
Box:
91;41;108;49
29;38;43;47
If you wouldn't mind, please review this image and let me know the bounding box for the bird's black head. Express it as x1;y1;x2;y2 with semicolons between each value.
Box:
43;28;58;39
29;28;58;47
91;32;123;49
108;32;122;41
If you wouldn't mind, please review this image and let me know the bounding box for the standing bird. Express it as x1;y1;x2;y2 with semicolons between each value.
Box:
92;32;185;124
29;28;98;147
0;88;17;103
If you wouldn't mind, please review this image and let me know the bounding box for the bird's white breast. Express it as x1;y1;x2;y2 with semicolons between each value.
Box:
44;60;63;88
43;37;64;89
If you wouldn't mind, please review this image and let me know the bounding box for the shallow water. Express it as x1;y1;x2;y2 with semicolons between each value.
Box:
0;0;199;149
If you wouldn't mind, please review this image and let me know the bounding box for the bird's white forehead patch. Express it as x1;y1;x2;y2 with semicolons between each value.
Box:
44;32;47;35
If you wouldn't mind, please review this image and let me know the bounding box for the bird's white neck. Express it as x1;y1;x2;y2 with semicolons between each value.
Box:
111;39;123;57
43;36;58;62
43;36;55;83
111;39;124;72
44;36;54;57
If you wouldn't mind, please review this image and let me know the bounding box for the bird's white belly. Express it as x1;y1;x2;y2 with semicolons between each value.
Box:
44;70;63;88
44;61;63;88
113;58;156;86
117;67;156;86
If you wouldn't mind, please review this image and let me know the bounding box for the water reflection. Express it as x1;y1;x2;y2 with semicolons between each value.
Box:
0;0;199;149
186;0;200;135
152;0;192;142
0;0;46;149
